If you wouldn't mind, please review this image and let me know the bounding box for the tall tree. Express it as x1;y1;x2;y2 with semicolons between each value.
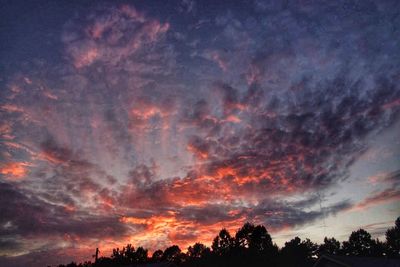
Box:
235;222;277;261
386;217;400;257
163;245;183;263
212;229;234;256
187;243;208;258
151;249;163;262
135;246;148;263
249;224;275;253
317;237;341;256
342;229;376;256
235;222;256;248
124;244;135;263
372;239;386;257
280;237;318;267
111;247;125;264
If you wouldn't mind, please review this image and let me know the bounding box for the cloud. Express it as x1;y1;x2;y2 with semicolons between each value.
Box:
0;182;127;239
63;5;169;70
0;247;94;267
39;138;75;164
1;1;400;266
187;135;211;159
0;162;32;181
178;0;196;14
360;221;394;237
350;170;400;211
202;50;228;71
247;199;352;231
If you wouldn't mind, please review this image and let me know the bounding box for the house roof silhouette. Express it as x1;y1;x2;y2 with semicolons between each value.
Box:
135;262;177;267
313;255;400;267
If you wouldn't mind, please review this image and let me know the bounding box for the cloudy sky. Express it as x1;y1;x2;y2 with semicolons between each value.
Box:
1;0;399;266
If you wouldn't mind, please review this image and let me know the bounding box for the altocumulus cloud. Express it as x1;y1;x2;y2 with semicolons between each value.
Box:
0;1;400;266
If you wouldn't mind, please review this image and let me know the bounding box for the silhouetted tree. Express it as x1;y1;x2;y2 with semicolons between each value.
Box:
342;229;376;256
372;239;386;257
54;218;400;267
187;243;212;267
317;237;341;256
163;245;184;263
280;237;318;267
250;224;276;254
135;246;148;263
187;243;208;258
212;229;234;256
151;249;163;262
233;223;278;266
124;244;135;263
386;217;400;257
235;222;256;248
111;247;125;264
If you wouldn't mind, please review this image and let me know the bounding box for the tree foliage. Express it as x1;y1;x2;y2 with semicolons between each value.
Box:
151;249;163;262
386;217;400;257
317;237;340;256
55;217;400;267
162;245;184;263
342;229;376;256
211;228;234;256
187;243;209;258
280;237;318;267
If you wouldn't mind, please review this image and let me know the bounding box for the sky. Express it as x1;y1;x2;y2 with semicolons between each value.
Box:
0;0;400;266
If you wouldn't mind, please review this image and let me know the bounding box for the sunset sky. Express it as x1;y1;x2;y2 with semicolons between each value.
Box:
0;0;400;266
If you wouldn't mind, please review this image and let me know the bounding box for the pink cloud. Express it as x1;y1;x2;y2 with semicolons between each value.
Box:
351;188;400;211
203;50;228;71
64;5;169;70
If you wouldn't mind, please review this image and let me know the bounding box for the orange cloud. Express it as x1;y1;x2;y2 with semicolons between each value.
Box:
187;143;209;159
119;212;245;251
0;162;32;180
129;101;175;133
224;115;241;123
131;106;164;120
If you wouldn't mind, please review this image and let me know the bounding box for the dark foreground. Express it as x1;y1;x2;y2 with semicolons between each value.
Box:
55;217;400;267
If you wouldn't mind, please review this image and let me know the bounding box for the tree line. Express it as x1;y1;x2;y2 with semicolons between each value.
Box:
54;216;400;267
